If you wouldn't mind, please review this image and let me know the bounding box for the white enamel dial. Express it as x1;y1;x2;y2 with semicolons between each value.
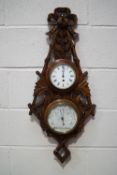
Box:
50;64;76;89
47;101;78;134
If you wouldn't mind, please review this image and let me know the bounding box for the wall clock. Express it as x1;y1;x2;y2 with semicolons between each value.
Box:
28;7;96;163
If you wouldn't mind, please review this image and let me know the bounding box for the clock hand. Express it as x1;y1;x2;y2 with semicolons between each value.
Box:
62;66;65;88
62;65;64;78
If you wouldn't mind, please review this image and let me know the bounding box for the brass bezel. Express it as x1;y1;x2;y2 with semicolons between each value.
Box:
44;99;80;135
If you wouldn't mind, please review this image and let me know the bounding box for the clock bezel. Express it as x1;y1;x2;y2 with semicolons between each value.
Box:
44;99;80;135
46;59;79;92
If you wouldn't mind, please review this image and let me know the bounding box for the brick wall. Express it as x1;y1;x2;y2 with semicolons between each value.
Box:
0;0;117;174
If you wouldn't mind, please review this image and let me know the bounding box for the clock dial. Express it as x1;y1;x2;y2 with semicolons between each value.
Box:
50;63;76;89
45;100;78;134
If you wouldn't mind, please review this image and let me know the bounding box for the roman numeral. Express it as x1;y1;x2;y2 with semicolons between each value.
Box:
70;75;74;77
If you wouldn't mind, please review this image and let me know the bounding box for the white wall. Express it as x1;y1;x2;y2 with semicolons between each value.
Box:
0;0;117;174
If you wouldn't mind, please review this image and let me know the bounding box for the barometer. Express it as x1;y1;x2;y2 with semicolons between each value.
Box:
28;7;96;163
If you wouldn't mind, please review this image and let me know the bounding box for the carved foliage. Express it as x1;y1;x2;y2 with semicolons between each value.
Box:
28;8;96;163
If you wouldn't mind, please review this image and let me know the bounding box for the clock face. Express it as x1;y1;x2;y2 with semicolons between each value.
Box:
50;63;76;90
45;100;79;134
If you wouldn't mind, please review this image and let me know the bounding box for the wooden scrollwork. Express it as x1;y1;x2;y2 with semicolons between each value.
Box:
28;7;96;163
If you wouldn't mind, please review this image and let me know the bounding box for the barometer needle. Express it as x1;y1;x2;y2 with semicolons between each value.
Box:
60;109;65;126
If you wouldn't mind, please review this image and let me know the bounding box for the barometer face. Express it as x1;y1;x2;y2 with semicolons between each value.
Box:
44;99;79;134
